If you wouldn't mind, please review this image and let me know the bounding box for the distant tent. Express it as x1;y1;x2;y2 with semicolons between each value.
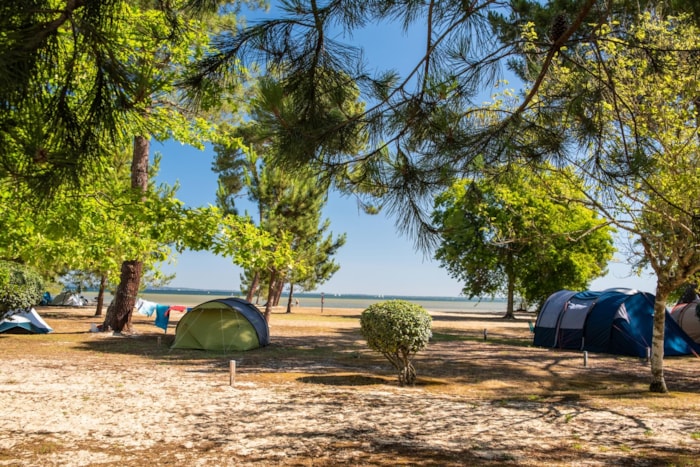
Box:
534;288;700;357
39;291;52;306
171;298;269;351
51;291;88;306
0;308;53;334
671;300;700;344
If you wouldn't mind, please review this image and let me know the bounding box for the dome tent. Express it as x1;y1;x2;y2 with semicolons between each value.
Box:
671;300;700;344
51;291;88;306
0;308;53;334
534;288;700;357
171;297;269;351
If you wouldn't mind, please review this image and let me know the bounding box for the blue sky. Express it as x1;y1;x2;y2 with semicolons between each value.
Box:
152;3;658;297
153;141;657;296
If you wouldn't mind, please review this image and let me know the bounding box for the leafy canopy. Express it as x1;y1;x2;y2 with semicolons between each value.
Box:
433;163;614;307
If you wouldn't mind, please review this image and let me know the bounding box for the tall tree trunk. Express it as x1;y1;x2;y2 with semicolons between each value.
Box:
263;270;277;323
286;283;295;314
650;288;670;393
104;260;142;333
273;277;284;306
105;135;149;333
246;271;260;302
94;274;107;317
503;252;516;319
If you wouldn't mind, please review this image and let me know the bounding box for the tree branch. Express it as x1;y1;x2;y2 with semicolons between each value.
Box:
513;0;597;117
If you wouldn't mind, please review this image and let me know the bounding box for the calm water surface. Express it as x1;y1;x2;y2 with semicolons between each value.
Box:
127;290;507;313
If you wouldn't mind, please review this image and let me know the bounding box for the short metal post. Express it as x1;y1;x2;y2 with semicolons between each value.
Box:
646;347;651;364
483;328;488;340
583;351;588;367
229;360;236;386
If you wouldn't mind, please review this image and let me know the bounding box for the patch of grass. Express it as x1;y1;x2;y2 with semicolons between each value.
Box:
0;447;16;461
430;332;469;342
665;455;700;467
458;334;533;347
690;432;700;440
274;312;357;323
32;440;61;455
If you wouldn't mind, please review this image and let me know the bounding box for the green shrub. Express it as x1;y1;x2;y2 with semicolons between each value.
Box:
0;261;44;318
360;300;432;386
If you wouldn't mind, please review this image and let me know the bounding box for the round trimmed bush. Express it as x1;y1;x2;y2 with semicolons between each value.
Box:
360;299;432;386
0;261;44;319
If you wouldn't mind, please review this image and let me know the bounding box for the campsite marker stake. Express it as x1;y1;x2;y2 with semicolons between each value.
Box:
229;360;236;386
483;329;488;340
583;351;588;367
646;347;651;364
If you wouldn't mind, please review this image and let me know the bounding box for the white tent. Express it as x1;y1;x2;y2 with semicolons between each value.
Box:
671;300;700;344
0;308;53;334
51;291;88;306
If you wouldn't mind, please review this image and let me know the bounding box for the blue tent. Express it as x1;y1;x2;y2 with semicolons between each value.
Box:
534;288;700;357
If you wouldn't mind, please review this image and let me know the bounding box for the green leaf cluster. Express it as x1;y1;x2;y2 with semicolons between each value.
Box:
0;261;44;318
518;8;700;392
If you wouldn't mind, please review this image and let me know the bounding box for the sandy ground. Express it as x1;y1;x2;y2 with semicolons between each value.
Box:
0;306;699;466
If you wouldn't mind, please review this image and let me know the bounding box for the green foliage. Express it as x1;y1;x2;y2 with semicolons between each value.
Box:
531;10;700;392
0;261;44;318
0;0;258;194
432;163;614;309
0;149;224;293
212;215;299;276
213;91;348;304
360;300;432;386
535;11;700;292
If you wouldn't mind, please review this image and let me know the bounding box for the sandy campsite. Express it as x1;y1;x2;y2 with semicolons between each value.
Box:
1;305;699;466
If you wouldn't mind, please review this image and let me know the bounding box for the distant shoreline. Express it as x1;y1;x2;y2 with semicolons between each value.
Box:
136;287;500;302
84;288;510;313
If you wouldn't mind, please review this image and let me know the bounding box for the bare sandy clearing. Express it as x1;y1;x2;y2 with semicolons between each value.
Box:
0;306;699;466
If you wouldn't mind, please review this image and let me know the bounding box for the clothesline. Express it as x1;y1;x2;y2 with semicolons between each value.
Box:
136;298;191;332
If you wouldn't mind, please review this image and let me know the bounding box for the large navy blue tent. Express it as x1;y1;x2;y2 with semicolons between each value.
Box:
534;288;700;357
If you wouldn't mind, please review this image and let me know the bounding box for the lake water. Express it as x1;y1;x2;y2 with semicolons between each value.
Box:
125;289;508;313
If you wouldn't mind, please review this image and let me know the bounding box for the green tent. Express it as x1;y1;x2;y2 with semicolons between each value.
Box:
171;298;269;351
